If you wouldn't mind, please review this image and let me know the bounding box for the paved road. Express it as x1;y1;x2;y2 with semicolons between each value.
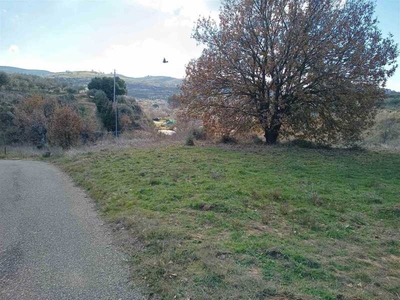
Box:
0;160;142;300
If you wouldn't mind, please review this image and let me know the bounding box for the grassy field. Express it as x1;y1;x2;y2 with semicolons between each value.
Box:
53;145;400;299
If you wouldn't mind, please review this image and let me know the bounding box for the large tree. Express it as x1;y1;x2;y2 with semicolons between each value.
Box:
88;76;127;100
180;0;398;144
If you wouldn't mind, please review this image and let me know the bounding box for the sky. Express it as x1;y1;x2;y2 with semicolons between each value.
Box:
0;0;399;91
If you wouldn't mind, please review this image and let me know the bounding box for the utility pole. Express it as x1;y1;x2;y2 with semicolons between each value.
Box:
113;69;118;137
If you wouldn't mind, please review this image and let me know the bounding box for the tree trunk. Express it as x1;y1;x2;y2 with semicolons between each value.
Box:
40;126;47;147
265;128;279;145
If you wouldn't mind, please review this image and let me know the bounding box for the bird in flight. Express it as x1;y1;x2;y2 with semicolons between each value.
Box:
163;58;169;63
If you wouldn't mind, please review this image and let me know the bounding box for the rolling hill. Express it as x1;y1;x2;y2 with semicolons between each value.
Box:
0;66;181;100
0;66;53;77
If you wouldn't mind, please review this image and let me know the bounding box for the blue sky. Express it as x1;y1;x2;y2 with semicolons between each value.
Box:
0;0;399;91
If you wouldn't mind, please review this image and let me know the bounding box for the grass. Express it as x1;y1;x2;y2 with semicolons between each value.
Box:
0;145;64;160
52;145;399;299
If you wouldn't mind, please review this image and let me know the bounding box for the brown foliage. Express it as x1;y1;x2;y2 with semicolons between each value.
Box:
119;114;133;131
15;94;58;146
80;117;98;144
180;0;398;144
48;106;83;149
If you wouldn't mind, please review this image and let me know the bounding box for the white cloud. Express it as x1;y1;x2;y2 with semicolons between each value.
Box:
108;0;219;77
8;45;20;54
130;0;218;21
386;79;400;92
0;1;219;79
75;37;202;78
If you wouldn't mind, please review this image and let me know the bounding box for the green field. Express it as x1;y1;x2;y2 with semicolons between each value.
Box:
53;145;400;299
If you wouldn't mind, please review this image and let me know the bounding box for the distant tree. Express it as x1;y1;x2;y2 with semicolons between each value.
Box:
92;90;115;131
48;106;83;149
167;94;181;109
117;96;150;130
0;72;9;87
58;93;76;105
66;87;78;94
180;0;399;144
88;77;127;100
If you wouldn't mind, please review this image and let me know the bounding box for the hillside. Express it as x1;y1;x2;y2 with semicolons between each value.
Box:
0;66;181;100
0;66;53;77
0;72;152;147
383;95;400;110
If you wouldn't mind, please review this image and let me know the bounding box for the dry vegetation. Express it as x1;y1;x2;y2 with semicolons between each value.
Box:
362;96;400;150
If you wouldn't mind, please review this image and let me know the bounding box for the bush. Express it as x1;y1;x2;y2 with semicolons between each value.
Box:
377;118;400;143
58;93;76;104
48;106;83;149
189;127;206;140
185;135;195;146
252;134;264;145
80;118;97;144
220;135;237;144
14;94;58;147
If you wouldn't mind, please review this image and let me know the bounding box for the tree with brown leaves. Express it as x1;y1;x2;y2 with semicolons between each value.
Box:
48;106;83;149
15;94;58;146
180;0;398;144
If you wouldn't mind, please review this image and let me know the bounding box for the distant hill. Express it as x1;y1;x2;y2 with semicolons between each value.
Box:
0;66;53;77
0;66;181;100
385;89;400;96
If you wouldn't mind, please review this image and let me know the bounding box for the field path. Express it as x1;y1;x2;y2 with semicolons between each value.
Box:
0;160;142;300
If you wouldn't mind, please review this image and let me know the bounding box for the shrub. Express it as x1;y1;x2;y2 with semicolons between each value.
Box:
252;134;264;145
377;118;400;143
14;94;58;147
189;126;206;140
185;135;195;146
48;106;83;149
58;93;76;104
80;118;97;144
220;135;237;144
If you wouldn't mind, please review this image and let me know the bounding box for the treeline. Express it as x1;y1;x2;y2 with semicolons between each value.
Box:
0;71;86;94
